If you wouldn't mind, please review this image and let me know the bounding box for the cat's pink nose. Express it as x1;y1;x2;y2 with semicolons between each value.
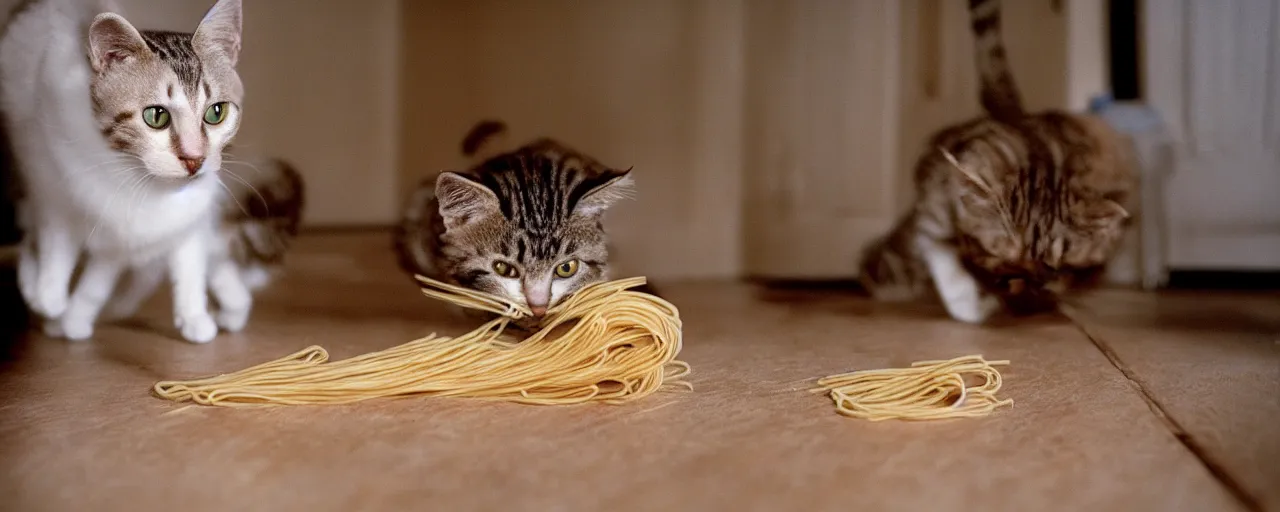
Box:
528;304;547;317
179;156;204;176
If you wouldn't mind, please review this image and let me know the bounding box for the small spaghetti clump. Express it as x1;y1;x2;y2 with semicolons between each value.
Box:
812;355;1012;421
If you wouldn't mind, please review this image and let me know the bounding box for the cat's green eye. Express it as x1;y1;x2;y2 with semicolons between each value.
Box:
141;106;170;129
492;261;519;278
555;259;579;278
203;102;229;125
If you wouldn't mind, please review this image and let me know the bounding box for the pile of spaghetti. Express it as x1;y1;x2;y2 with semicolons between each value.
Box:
153;276;690;407
812;355;1012;421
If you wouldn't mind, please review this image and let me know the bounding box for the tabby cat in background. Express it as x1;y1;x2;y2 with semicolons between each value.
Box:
858;0;1134;323
0;0;298;342
395;120;636;328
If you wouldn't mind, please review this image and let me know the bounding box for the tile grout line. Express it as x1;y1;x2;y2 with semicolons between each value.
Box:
1061;306;1264;512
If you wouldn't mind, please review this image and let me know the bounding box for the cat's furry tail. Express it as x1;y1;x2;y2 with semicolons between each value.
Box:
857;212;930;302
460;119;508;161
968;0;1025;121
220;157;305;272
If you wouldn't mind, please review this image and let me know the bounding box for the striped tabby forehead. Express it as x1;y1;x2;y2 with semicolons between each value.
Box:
502;223;605;266
139;31;204;100
447;212;608;276
469;144;623;239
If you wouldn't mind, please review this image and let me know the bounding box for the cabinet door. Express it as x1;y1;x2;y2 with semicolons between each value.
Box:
742;0;902;279
1146;0;1280;270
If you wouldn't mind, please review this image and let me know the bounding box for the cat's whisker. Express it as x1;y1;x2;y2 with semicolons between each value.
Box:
220;167;269;212
87;170;146;244
46;157;147;188
216;177;251;218
221;157;264;174
124;172;153;225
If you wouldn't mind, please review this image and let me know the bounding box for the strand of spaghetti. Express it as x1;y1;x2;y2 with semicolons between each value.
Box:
812;355;1012;421
414;275;531;318
153;277;688;407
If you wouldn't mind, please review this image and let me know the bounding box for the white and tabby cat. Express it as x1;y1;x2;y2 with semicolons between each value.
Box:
0;0;246;342
857;0;1134;323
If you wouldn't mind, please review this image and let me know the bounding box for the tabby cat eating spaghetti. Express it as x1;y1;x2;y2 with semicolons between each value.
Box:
395;121;634;327
858;0;1134;323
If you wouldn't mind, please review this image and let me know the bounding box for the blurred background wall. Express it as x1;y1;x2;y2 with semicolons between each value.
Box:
1;0;1278;282
398;0;1098;281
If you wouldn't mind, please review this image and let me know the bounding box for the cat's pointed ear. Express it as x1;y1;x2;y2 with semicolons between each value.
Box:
88;13;148;73
574;168;634;217
192;0;242;66
1100;199;1130;220
435;172;500;229
1082;198;1130;225
939;146;998;197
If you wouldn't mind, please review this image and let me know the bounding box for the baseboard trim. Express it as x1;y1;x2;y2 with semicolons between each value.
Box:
1165;270;1280;290
745;277;865;291
300;224;394;235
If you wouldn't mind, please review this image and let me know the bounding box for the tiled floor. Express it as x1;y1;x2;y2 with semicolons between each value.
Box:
0;233;1276;512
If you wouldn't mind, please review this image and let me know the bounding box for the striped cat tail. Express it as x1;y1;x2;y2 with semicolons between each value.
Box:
460;119;508;161
222;156;306;267
968;0;1025;121
857;213;931;302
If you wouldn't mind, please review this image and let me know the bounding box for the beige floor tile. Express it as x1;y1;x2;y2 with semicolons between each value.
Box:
1071;289;1280;510
0;234;1248;511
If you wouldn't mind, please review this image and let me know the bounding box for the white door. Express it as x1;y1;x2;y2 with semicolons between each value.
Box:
1145;0;1280;270
741;0;902;279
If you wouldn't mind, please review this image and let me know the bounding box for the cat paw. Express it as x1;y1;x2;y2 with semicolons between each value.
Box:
31;288;68;319
240;266;273;292
59;316;96;341
948;294;1001;324
215;307;250;333
18;273;39;314
175;313;218;344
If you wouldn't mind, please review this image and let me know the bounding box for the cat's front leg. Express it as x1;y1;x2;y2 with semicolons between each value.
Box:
169;233;217;343
208;259;252;332
915;234;1000;324
59;256;125;340
17;238;39;313
28;222;78;318
16;238;65;338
